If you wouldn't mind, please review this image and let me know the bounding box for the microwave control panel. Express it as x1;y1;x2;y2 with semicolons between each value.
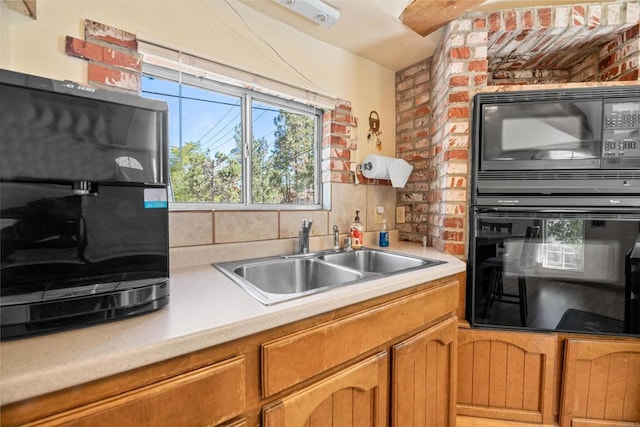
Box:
603;98;640;160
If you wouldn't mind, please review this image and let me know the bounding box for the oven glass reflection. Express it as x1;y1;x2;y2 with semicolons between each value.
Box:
470;212;640;336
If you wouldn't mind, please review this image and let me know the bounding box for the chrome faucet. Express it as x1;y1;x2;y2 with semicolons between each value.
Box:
332;225;340;251
298;219;313;254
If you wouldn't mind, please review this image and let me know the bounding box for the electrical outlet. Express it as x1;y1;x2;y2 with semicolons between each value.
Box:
396;206;406;224
374;206;384;224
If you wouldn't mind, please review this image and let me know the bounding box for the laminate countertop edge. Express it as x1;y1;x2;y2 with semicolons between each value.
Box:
0;243;465;405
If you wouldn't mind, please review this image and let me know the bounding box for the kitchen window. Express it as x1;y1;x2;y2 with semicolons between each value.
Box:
139;42;332;210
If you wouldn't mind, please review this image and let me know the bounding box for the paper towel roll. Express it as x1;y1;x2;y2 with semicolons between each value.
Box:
361;154;413;188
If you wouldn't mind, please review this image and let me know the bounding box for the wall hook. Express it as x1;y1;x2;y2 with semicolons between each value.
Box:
368;111;380;134
368;111;382;150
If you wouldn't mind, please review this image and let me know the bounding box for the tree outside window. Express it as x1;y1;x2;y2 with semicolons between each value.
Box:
141;75;320;208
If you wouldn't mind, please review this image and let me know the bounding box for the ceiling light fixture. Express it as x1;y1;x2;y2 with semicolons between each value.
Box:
272;0;340;28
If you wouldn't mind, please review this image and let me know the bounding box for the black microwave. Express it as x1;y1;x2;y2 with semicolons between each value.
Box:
472;86;640;196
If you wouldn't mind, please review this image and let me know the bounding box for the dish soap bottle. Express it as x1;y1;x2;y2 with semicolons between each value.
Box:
379;218;389;247
350;210;364;250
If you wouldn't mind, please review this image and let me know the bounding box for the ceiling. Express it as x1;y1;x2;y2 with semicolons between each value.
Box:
238;0;609;71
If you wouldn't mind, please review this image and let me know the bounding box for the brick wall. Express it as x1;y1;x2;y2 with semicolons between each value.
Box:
396;0;640;257
322;100;358;184
486;2;639;85
597;24;640;81
395;60;431;242
65;20;142;92
428;18;487;256
570;24;640;82
321;99;392;186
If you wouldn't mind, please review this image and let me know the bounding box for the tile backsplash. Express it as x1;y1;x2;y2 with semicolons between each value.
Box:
169;182;397;269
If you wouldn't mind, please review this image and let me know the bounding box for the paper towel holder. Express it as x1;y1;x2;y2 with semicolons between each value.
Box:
359;162;373;172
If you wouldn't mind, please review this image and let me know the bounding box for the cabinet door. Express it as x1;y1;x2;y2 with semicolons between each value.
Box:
263;352;388;427
457;328;557;425
27;356;246;427
560;338;640;427
391;316;458;427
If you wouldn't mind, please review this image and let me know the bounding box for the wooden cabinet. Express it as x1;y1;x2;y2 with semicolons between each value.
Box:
263;352;388;426
1;275;460;427
261;279;458;397
219;419;247;427
392;316;458;427
560;338;640;427
456;329;640;427
261;279;459;426
19;356;246;427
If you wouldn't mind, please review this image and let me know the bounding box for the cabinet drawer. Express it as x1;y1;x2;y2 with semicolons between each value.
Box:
262;280;458;397
29;355;246;427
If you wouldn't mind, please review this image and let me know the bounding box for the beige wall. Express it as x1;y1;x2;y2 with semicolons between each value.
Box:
0;2;8;65
1;0;400;267
0;0;396;161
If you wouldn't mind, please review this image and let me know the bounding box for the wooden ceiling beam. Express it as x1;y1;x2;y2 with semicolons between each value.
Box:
400;0;484;37
4;0;36;19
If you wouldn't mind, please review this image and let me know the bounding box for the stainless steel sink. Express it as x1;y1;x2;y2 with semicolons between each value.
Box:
234;258;362;294
319;249;439;273
214;248;445;305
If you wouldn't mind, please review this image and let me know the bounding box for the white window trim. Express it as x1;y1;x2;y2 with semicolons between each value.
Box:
138;40;337;110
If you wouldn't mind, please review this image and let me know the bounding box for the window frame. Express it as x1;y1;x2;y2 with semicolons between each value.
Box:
141;63;324;211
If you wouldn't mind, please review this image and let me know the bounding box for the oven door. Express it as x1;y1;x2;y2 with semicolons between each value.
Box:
469;208;640;336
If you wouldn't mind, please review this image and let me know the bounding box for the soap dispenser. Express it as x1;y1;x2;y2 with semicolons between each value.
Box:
350;210;364;250
379;218;389;247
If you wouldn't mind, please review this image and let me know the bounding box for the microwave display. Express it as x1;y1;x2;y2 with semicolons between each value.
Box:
602;99;640;165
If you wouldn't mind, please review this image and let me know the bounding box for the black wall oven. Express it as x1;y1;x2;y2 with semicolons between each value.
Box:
469;205;640;335
469;86;640;337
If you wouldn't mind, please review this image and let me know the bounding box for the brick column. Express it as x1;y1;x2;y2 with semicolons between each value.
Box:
322;100;358;184
428;17;488;256
395;60;431;242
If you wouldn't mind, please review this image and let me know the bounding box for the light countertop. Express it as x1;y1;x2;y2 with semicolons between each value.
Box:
0;243;465;405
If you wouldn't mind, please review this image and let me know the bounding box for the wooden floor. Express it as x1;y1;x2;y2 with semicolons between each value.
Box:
457;415;557;427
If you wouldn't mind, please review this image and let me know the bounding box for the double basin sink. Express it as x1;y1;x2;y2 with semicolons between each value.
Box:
214;248;445;305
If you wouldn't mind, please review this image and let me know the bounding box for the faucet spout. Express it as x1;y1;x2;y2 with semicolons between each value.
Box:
298;219;313;254
332;225;340;250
